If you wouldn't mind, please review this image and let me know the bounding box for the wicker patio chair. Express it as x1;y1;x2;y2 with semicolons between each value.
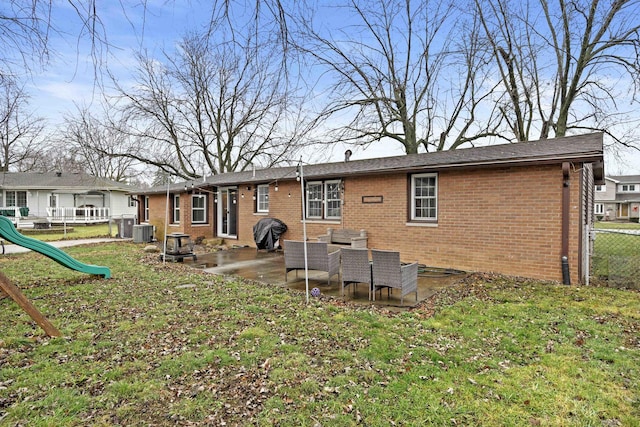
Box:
371;249;418;304
340;248;372;300
284;240;340;285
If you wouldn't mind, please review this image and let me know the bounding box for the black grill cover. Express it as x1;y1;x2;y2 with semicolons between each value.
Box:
253;218;288;250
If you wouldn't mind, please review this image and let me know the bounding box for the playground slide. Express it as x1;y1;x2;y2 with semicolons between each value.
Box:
0;216;111;278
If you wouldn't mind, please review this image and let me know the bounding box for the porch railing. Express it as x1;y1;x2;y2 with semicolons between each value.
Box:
46;207;111;223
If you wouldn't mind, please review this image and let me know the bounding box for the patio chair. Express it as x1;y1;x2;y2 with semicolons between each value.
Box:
340;248;372;300
371;249;418;304
284;240;340;285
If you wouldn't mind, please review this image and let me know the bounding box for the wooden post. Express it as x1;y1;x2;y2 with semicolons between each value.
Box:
0;271;62;337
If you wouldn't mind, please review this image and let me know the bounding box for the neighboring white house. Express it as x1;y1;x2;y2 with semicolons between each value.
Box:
594;175;640;222
0;172;139;227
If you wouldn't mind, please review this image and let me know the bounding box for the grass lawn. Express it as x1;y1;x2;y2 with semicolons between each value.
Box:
0;242;638;426
16;223;117;242
595;221;640;230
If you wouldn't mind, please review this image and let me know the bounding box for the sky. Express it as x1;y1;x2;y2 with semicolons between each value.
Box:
18;1;640;176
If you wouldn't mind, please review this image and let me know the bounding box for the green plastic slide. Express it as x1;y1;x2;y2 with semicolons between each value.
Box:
0;216;110;278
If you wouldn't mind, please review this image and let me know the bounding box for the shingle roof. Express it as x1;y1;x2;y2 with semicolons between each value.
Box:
0;172;136;192
609;175;640;184
615;194;640;202
141;132;604;194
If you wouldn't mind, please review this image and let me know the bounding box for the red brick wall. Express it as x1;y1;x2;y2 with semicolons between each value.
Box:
145;193;168;239
336;165;579;283
143;163;585;283
228;181;333;244
144;191;215;242
180;192;215;240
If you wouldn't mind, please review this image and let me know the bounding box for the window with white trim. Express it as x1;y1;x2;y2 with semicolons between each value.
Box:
595;185;606;192
128;195;136;207
192;194;207;223
6;191;27;207
144;196;149;222
325;180;341;219
620;184;637;192
172;195;180;223
411;173;438;221
594;203;604;215
305;180;342;220
256;184;269;213
306;182;323;218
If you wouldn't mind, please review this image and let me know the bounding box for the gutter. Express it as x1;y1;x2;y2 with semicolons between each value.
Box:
561;162;571;285
135;153;604;196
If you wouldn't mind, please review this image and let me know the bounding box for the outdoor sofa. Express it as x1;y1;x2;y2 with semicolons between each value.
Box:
284;240;340;285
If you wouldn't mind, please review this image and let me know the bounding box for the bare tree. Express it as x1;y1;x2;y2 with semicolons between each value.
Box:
2;0;312;181
23;145;87;174
1;0;55;76
0;0;114;78
56;104;143;181
474;0;640;149
109;25;315;179
0;76;45;171
291;0;500;154
433;11;508;150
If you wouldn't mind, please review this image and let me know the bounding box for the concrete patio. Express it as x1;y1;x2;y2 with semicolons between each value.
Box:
188;247;466;308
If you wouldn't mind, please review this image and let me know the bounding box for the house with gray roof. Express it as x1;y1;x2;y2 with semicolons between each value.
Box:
595;175;640;222
0;172;138;227
135;133;604;284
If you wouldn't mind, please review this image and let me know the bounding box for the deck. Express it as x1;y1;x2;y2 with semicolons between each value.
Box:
0;206;112;228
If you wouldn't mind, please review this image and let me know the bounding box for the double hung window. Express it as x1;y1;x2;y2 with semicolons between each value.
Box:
192;194;207;223
305;180;342;220
144;197;149;222
172;195;180;223
256;185;269;213
411;173;438;221
594;203;604;215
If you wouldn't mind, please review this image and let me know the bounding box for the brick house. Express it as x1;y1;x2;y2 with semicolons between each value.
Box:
135;133;604;284
594;175;640;222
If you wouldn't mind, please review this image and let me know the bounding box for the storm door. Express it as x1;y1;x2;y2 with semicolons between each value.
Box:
218;187;238;238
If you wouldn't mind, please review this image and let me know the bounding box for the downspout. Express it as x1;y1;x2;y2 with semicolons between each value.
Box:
561;162;571;285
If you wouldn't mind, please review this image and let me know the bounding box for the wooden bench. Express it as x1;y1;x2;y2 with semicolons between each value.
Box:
317;228;367;249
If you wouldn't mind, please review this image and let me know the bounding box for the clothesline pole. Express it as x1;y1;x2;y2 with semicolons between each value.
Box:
297;160;309;304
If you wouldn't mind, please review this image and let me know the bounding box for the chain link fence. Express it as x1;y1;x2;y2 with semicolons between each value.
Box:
590;228;640;289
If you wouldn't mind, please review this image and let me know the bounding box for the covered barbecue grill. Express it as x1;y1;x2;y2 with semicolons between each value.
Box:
253;218;287;251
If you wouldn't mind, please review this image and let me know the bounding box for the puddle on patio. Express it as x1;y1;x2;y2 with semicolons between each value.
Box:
186;247;466;308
